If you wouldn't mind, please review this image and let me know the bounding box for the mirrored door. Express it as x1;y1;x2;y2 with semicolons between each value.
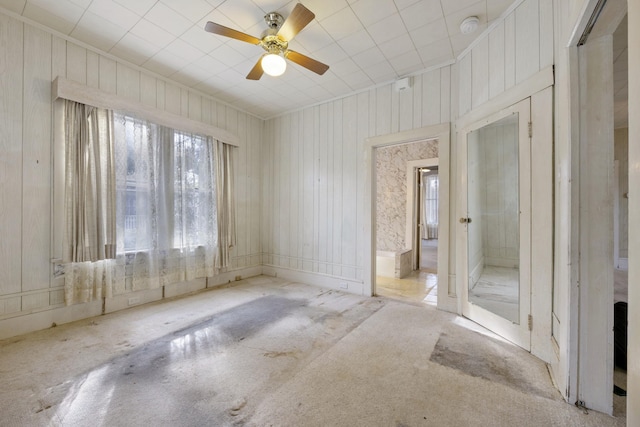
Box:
460;98;531;350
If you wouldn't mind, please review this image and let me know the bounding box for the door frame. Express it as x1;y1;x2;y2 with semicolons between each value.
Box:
405;158;439;271
363;123;454;312
457;97;532;351
455;66;553;364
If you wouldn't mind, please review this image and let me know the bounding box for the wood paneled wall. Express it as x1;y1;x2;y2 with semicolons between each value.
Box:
457;0;554;117
262;67;451;283
0;12;262;321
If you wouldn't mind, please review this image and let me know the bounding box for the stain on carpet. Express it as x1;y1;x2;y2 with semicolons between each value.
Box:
429;325;559;400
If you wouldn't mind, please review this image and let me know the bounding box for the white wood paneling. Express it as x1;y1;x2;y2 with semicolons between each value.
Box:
489;22;506;98
0;14;24;296
504;12;516;90
458;0;549;116
262;66;452;288
66;42;86;85
472;37;490;108
539;0;554;69
140;74;157;107
22;24;51;293
0;11;263;330
86;51;99;89
458;54;472;116
515;0;541;84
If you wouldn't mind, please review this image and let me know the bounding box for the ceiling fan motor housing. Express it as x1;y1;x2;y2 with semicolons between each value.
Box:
265;12;284;30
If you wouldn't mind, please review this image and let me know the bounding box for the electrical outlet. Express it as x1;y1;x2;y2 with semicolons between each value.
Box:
340;282;348;289
127;297;140;306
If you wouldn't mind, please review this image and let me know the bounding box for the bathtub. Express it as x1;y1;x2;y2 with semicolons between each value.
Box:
376;249;413;279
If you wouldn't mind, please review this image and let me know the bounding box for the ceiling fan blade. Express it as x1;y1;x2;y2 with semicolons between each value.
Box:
277;3;315;41
205;21;261;45
246;55;265;80
285;50;329;75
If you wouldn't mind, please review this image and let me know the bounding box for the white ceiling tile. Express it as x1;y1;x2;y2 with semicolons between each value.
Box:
211;43;250;67
113;0;157;16
170;69;204;86
194;53;230;74
393;0;421;10
181;25;224;53
23;1;83;34
292;21;335;53
363;59;397;82
70;10;128;51
487;0;514;21
368;13;407;45
389;49;422;74
0;0;26;14
399;0;443;30
330;57;360;76
129;19;175;49
146;2;193;36
352;46;385;68
297;0;348;21
216;0;265;31
160;0;212;22
12;0;517;117
417;38;453;63
338;28;375;56
311;42;349;65
68;0;91;6
378;33;416;60
409;18;448;48
217;67;247;85
143;49;185;76
441;0;481;16
351;0;398;27
89;0;141;30
110;33;161;65
319;7;362;41
341;69;373;90
164;38;206;62
251;0;293;15
199;8;238;29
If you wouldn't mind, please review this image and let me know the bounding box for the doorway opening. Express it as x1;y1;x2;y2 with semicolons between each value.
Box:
611;12;628;416
374;140;439;306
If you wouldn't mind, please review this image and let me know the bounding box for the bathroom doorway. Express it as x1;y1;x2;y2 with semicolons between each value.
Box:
374;140;439;306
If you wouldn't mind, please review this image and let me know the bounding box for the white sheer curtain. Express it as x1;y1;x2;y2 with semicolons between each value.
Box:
63;100;117;305
214;140;236;270
112;114;219;294
63;103;237;305
422;173;439;239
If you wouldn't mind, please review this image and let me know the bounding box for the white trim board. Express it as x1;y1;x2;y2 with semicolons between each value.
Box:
53;77;240;147
364;123;453;313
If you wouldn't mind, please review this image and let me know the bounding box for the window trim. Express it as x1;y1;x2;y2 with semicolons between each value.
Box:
52;77;240;148
51;78;238;275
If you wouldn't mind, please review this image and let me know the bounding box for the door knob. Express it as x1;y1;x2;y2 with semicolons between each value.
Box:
459;217;472;224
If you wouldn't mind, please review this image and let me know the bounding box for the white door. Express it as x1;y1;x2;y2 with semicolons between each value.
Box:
459;98;531;351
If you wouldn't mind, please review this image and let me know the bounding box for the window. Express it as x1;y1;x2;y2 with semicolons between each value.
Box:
114;113;218;255
55;80;239;306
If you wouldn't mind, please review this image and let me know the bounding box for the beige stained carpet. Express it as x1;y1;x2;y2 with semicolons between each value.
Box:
0;275;625;426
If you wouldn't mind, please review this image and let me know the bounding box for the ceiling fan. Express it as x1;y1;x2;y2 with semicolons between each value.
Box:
204;3;329;80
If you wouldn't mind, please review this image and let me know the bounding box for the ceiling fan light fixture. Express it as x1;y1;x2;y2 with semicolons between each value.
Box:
262;53;287;76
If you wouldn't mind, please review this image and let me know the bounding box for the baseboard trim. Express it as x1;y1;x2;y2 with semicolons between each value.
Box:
261;265;366;296
0;300;103;341
0;265;263;340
